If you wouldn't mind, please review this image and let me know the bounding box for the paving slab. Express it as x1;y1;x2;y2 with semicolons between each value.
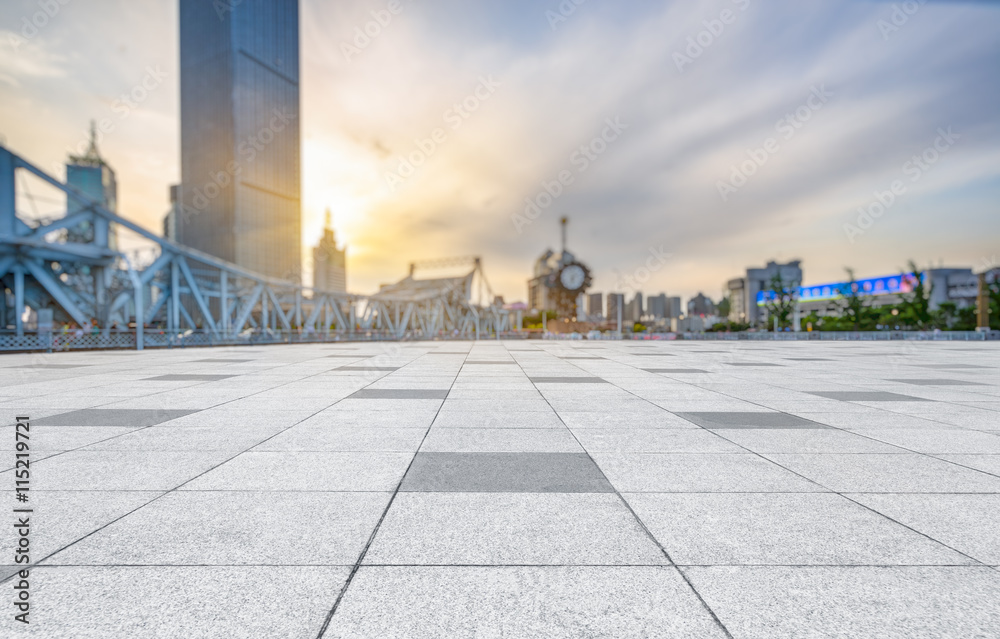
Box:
400;452;614;493
684;566;1000;638
323;566;728;638
365;493;666;565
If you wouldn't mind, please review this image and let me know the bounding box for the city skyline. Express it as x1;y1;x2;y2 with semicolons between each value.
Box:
1;0;998;303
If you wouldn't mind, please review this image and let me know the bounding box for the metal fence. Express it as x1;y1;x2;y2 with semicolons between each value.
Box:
0;329;533;352
637;330;996;341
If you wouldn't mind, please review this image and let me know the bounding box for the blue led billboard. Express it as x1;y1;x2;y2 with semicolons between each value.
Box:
756;273;922;306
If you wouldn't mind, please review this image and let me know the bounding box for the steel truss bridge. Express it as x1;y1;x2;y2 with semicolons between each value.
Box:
0;147;513;351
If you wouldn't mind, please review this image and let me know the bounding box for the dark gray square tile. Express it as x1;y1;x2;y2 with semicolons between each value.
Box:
725;362;783;367
400;452;614;493
887;379;985;386
34;408;200;427
530;377;608;384
915;364;992;369
337;366;399;371
677;412;829;429
807;391;928;402
9;364;90;369
144;374;236;381
349;389;449;400
644;368;708;374
0;565;22;581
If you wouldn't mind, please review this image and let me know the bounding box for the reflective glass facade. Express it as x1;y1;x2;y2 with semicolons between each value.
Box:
178;0;301;281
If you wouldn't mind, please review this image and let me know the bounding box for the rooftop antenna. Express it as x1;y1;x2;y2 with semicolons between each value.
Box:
560;216;568;253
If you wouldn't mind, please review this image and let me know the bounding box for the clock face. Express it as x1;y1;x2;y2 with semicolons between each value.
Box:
560;264;586;291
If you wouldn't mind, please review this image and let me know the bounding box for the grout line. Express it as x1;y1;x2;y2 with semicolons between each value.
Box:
517;352;736;639
311;353;465;638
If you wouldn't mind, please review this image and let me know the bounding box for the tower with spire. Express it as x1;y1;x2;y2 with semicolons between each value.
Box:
312;208;347;293
66;120;118;249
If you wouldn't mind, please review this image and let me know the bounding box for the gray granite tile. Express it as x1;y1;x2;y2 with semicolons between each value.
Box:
684;566;1000;639
592;453;825;493
887;378;986;386
643;368;709;373
400;452;614;493
420;428;582;452
676;412;829;429
765;453;1000;493
627;493;970;565
181;452;412;491
365;493;666;565
49;491;389;565
4;566;349;638
850;493;1000;564
33;409;200;428
144;374;237;382
324;566;728;638
348;388;449;400
808;391;929;401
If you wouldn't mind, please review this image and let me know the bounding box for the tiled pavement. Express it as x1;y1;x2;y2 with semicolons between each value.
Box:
1;340;999;638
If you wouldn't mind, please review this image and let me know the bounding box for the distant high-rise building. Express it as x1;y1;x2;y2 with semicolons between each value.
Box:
606;293;624;322
666;296;683;319
625;292;644;322
163;184;180;241
587;292;603;318
727;260;803;324
312;209;347;293
66;121;117;250
175;0;301;281
687;292;715;317
647;293;667;319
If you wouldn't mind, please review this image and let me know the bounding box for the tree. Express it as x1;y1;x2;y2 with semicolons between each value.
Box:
762;272;799;330
898;260;933;329
990;276;1000;330
933;301;976;331
716;296;731;319
835;268;868;330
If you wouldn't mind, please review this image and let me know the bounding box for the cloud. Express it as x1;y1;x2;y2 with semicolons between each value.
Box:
3;0;998;305
0;30;68;86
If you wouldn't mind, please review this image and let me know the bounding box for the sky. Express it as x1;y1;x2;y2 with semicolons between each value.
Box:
1;0;999;304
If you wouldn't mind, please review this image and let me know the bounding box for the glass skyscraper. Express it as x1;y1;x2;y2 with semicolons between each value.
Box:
177;0;301;281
